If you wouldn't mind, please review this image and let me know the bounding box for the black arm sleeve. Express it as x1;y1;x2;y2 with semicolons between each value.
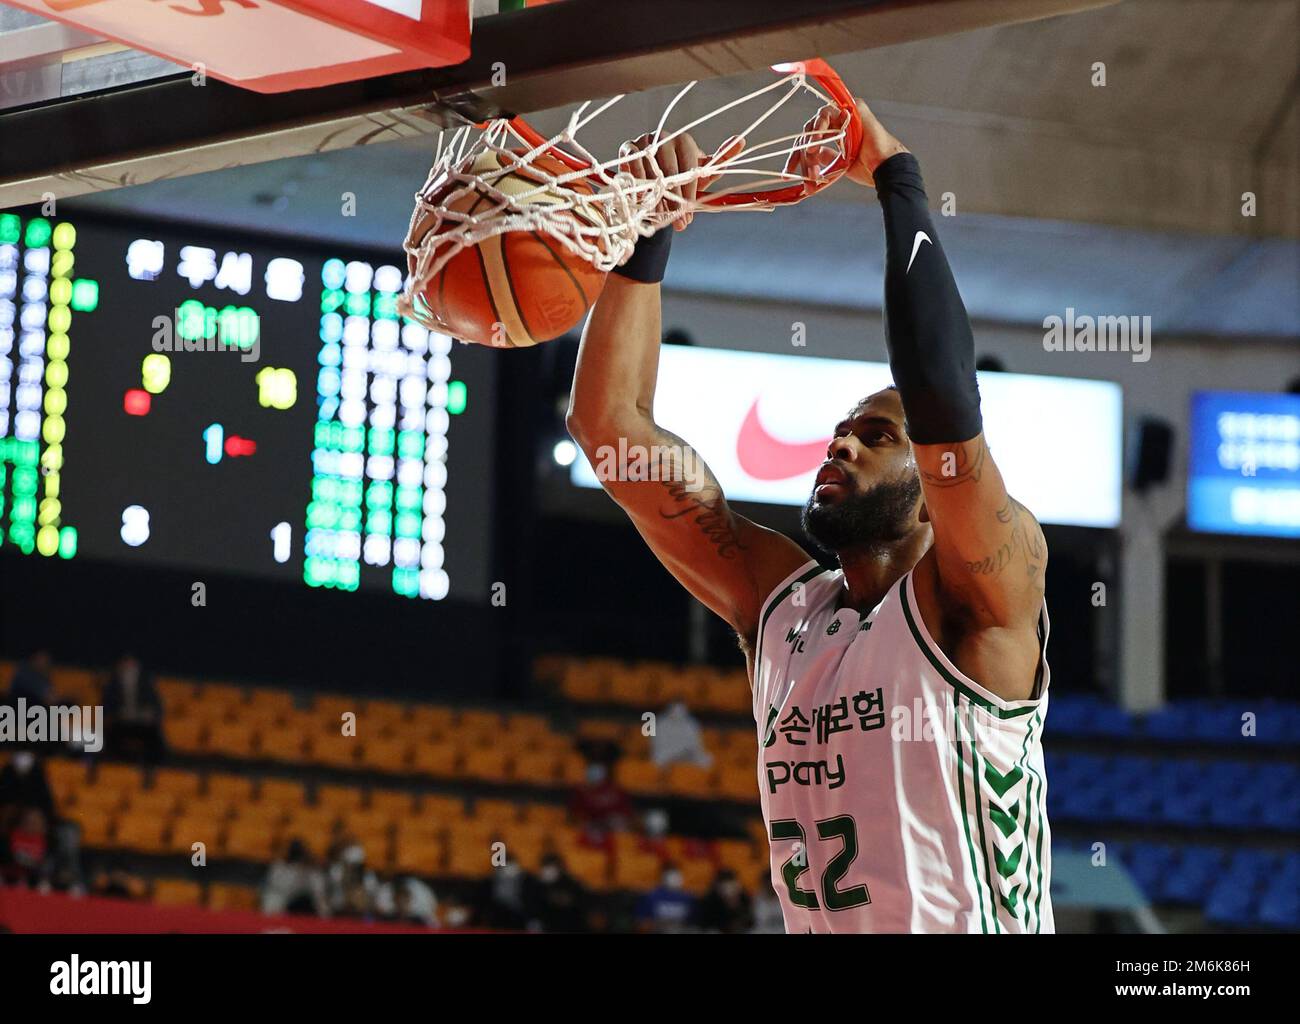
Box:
874;152;982;445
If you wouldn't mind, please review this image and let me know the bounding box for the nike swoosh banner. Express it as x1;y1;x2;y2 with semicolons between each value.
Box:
570;345;1122;528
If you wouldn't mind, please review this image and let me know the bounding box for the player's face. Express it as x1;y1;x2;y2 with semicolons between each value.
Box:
800;389;923;552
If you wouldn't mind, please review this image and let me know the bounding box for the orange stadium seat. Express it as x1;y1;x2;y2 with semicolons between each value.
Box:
208;883;260;912
197;682;248;708
68;805;114;846
370;789;417;817
151;767;202;798
315;784;364;814
311;732;361;770
614;758;663;795
73;785;128;815
613;847;663;892
512;749;561;785
347;807;396;837
95;763;145;795
229;799;284;830
167;814;222;856
222;819;277;862
665;762;715;799
362;699;409;735
679;857;718;895
472;798;520;827
716;762;757;801
152;879;203;907
154;677;196;712
50;666;99;704
285;806;340;837
163;716;206;755
312;694;356;722
411;740;460;779
45;758;88;806
555;752;588;786
560;661;609;703
112;811;170;853
407;706;456;739
417;793;466;823
394;817;444;846
184;796;238;827
259;721;308;763
716;838;760;873
562;845;610;891
206;719;259;759
206;772;256;803
393;834;444;875
656;668;706;706
444;839;494;879
521;802;568;828
128;790;178;818
359;735;412;773
461;745;511;783
258;778;307;808
246;688;296;717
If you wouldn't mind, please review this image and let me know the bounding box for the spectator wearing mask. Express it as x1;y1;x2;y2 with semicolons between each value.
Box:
568;760;633;849
693;868;754;933
261;838;329;916
326;838;380;919
379;875;439;927
102;655;165;764
523;854;589;933
651;701;713;769
634;863;696;934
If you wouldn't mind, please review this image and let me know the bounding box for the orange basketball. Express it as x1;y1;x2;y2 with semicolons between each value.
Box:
407;151;608;347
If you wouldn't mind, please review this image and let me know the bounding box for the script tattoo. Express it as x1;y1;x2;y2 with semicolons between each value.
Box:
919;436;987;488
654;429;747;560
965;495;1045;581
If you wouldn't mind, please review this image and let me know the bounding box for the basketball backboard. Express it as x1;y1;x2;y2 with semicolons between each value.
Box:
0;0;1119;210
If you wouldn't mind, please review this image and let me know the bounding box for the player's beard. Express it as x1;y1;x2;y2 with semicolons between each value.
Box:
800;471;922;554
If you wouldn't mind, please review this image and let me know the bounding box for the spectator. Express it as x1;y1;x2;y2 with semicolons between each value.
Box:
326;838;380;919
102;654;165;764
379;875;439;927
0;807;50;887
568;760;633;847
481;860;528;929
633;863;695;933
749;887;786;934
693;868;754;933
651;701;712;769
523;854;589;933
261;838;329;917
7;650;53;707
0;750;56;831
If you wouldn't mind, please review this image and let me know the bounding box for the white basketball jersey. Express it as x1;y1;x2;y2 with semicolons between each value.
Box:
752;560;1054;934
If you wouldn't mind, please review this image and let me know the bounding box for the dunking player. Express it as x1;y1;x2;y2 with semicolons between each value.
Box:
566;97;1052;933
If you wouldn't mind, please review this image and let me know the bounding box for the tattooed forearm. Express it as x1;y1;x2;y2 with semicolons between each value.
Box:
920;436;988;488
964;495;1046;581
652;428;748;560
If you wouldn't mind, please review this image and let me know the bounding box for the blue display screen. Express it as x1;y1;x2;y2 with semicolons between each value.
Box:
1187;391;1300;538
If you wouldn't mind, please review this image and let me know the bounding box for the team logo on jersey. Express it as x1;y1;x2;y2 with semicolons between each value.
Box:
784;626;806;653
765;752;846;793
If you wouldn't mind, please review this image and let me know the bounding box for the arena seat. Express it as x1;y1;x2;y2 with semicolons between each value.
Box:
461;745;511;783
167;814;221;855
412;741;461;778
208;882;260;912
615;759;664;795
665;762;714;798
206;719;259;759
112;810;170;853
163;716;207;755
394;835;444;875
312;732;362;770
512;749;562;785
613;846;662;892
207;772;256;803
316;783;365;813
222;821;278;857
258;778;307;808
561;845;610;891
369;789;418;816
258;723;308;763
152;878;204;907
152;767;202;798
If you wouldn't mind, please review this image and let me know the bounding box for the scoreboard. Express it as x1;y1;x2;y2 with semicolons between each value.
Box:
0;210;495;602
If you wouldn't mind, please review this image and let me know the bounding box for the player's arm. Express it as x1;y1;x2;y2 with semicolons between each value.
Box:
863;102;1045;629
796;102;1046;629
566;136;810;644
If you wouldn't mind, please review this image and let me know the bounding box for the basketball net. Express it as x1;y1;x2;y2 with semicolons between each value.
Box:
397;60;863;328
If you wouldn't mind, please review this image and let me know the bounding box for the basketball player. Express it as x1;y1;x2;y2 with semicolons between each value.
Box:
565;98;1052;933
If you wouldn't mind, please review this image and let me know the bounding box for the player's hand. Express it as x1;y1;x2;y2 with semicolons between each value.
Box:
786;99;909;189
618;132;745;231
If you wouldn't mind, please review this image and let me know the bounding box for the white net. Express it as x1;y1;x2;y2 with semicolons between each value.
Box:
397;64;853;326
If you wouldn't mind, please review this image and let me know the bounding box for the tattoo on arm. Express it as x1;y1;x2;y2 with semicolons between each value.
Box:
919;436;988;488
653;429;748;561
964;495;1045;581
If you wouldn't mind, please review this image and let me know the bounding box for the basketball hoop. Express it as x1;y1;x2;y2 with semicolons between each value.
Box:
397;60;863;345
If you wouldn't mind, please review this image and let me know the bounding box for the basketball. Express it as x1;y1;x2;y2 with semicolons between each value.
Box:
408;150;609;347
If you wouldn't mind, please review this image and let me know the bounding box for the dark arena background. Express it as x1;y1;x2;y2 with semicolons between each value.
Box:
0;0;1295;1003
